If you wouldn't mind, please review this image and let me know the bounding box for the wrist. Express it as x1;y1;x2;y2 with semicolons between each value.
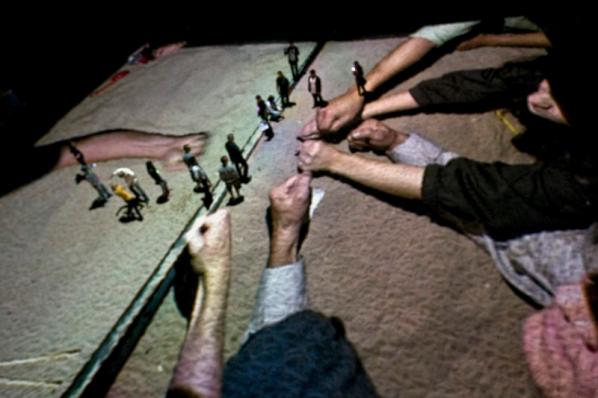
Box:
269;229;300;267
386;130;409;155
136;133;174;159
327;149;349;174
191;257;231;278
271;224;301;245
361;102;375;119
203;268;231;297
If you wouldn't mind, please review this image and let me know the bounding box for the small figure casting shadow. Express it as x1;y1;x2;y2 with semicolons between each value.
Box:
227;196;245;206
156;194;170;204
116;198;145;222
194;186;214;209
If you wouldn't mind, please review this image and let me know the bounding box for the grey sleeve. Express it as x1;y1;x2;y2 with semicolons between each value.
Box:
243;259;308;341
409;21;481;46
386;132;457;166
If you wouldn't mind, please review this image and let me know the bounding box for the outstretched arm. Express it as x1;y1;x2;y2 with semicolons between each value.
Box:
298;20;488;140
361;91;420;119
299;37;435;140
53;130;208;171
457;32;550;51
168;209;232;398
298;138;424;200
243;173;312;339
268;173;312;267
360;37;437;95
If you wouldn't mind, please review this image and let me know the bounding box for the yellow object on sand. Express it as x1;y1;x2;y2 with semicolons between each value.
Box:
495;109;524;135
112;184;136;202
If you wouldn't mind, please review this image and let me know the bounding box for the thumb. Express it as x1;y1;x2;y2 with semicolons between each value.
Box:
282;174;301;193
202;209;230;241
185;214;208;251
300;118;318;139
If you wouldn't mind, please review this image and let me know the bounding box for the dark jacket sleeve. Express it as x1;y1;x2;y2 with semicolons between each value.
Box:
422;157;596;239
409;58;546;109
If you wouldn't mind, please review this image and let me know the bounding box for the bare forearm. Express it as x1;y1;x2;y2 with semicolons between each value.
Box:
362;91;420;119
268;230;299;268
170;269;230;398
328;151;424;200
479;32;551;48
54;130;168;169
363;37;436;93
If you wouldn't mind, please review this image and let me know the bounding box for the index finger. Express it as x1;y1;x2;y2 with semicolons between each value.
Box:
299;118;320;141
286;172;312;195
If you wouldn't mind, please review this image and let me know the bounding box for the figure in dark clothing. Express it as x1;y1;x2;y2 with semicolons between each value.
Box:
276;71;291;108
146;161;170;203
68;141;87;166
266;95;284;122
259;119;274;141
308;70;324;108
267;95;281;113
75;163;112;210
225;133;250;183
182;144;199;169
352;61;367;96
284;42;300;81
255;95;268;121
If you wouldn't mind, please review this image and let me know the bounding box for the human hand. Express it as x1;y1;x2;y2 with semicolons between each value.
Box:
269;173;312;235
185;209;231;278
159;132;209;171
347;119;408;153
152;41;186;59
268;173;312;266
298;91;365;140
297;140;341;173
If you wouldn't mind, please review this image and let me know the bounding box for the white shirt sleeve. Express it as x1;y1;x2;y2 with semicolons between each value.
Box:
410;21;481;47
503;16;540;32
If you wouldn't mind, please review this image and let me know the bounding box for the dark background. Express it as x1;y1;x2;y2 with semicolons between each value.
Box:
1;9;513;142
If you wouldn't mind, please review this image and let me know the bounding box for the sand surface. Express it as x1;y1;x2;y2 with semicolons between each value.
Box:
1;38;546;397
